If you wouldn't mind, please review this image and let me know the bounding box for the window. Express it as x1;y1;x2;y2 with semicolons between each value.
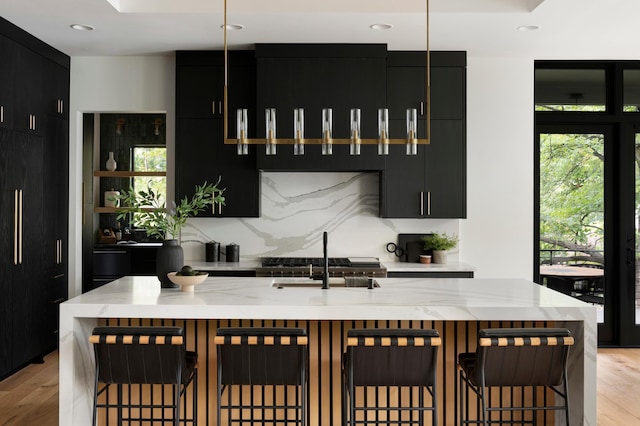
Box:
132;146;166;206
535;68;606;112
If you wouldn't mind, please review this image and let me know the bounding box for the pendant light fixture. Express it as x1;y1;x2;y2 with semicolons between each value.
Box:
222;0;431;156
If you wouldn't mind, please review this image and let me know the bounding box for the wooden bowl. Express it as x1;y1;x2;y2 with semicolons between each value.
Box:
167;271;208;292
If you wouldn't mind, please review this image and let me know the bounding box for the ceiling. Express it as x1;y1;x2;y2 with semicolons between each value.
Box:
1;0;640;58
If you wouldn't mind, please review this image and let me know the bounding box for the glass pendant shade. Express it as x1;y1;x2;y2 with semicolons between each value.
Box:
236;108;248;155
406;108;418;156
378;108;389;155
349;108;361;155
265;108;277;156
322;108;333;155
294;108;304;155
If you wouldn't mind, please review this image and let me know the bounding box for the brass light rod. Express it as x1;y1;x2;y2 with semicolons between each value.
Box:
222;0;430;147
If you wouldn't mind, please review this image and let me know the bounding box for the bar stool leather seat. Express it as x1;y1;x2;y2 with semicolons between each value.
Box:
343;328;441;425
90;326;197;426
215;327;308;425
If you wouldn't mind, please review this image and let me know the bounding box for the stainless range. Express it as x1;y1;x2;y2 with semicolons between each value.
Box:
256;257;387;278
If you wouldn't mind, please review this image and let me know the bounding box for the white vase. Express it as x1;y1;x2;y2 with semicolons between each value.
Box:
432;250;448;264
106;151;117;171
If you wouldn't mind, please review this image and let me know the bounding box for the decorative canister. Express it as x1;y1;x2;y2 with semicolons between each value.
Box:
206;241;220;262
104;189;120;207
226;243;240;262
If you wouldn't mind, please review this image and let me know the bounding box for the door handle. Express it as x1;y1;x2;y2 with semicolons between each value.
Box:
219;101;222;115
212;101;216;115
426;191;431;216
1;105;4;123
420;192;424;216
420;101;424;116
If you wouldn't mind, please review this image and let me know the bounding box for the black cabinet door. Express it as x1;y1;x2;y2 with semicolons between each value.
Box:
43;59;69;119
0;128;13;376
384;51;466;218
177;65;223;119
424;120;466;218
0;35;16;129
176;51;260;217
43;115;69;270
14;45;42;134
176;118;221;217
11;132;44;367
42;272;66;351
380;120;427;218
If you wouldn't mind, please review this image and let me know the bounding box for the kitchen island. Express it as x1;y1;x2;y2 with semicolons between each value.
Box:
60;276;596;425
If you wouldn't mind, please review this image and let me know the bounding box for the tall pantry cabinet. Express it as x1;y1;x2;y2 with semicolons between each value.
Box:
0;17;70;379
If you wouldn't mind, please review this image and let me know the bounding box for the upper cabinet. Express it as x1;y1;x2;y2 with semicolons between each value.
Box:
175;47;466;219
176;51;260;217
255;44;386;172
381;51;467;218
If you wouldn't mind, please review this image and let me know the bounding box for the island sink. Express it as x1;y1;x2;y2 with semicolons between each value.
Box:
272;277;379;289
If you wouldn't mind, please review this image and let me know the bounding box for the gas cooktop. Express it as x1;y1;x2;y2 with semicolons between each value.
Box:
260;257;382;268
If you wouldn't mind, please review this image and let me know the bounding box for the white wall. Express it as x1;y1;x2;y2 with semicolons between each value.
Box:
69;54;534;296
69;55;176;297
461;57;534;279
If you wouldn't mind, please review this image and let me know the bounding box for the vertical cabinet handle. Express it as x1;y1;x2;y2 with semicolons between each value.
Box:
218;202;223;215
420;101;424;116
56;239;63;264
1;105;4;123
212;101;216;115
28;114;37;131
19;189;23;264
219;101;222;116
419;191;432;216
13;190;18;265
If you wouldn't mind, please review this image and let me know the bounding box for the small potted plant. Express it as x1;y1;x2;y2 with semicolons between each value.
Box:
116;180;225;288
421;232;459;264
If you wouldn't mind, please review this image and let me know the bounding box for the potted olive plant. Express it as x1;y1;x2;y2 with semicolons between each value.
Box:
116;180;225;288
421;232;459;264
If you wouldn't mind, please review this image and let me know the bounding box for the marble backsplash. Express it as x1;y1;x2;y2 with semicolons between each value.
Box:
181;172;460;263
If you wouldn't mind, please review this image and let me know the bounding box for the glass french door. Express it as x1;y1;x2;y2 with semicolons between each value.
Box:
536;125;617;344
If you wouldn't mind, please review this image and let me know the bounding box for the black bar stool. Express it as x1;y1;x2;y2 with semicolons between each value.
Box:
458;327;573;425
343;328;441;425
90;326;198;426
215;327;308;425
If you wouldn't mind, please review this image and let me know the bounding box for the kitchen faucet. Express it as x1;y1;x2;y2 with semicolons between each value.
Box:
322;231;329;289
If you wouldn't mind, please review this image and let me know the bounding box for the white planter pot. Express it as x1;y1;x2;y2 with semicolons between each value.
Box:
432;250;447;264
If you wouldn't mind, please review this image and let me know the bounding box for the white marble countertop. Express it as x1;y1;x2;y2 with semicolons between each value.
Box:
63;275;592;322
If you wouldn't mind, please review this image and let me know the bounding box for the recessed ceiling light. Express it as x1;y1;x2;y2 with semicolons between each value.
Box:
517;25;540;32
221;24;244;30
70;24;95;31
370;24;393;30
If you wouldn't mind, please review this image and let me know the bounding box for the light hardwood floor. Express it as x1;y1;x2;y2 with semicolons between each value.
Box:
0;349;639;425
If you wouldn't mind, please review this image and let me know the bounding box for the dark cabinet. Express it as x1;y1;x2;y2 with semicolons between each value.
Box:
176;51;260;217
0;130;45;374
0;17;69;378
382;51;466;218
255;44;387;171
92;246;160;290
